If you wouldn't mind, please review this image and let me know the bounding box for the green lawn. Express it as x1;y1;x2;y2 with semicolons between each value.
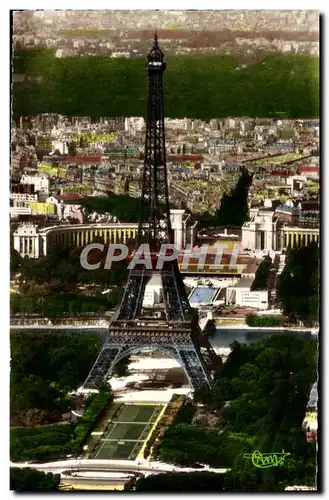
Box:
91;404;161;460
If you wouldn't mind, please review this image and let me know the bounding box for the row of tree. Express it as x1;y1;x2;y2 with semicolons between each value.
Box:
11;292;118;318
251;255;272;291
11;246;127;289
10;468;60;492
11;244;127;317
10;332;102;419
10;387;113;463
73;386;113;448
245;314;285;327
278;243;319;325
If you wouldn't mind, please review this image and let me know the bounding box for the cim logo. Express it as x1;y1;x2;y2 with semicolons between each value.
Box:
79;243;243;271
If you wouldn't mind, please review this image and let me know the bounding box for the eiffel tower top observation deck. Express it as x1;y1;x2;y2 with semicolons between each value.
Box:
147;32;165;65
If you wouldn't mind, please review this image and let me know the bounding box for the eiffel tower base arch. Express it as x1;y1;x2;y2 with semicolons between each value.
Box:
79;325;215;393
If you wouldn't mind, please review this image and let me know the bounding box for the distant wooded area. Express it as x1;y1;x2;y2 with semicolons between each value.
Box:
12;49;319;118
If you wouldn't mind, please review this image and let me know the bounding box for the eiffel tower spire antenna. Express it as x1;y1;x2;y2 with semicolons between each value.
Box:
79;38;220;394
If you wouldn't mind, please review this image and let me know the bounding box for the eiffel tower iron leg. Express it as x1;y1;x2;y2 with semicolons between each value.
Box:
81;344;120;391
177;347;212;390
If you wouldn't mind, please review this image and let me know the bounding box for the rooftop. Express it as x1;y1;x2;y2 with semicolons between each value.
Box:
146;275;162;288
231;277;254;288
189;287;217;304
55;194;81;202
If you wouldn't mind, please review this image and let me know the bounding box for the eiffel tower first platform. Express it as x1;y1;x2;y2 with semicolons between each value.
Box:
80;35;220;393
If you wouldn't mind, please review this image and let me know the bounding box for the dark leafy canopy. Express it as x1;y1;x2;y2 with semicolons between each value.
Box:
135;472;228;492
199;169;252;226
10;423;75;462
81;195;150;223
278;243;319;325
246;314;285;327
10;331;114;462
10;387;113;462
10;243;127;317
10;332;102;413
11;244;128;288
156;335;317;491
158;424;253;468
13;50;319;118
251;255;272;291
10;467;60;492
10;248;23;274
10;292;119;317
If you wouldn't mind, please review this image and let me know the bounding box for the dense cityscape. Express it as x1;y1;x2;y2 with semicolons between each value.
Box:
10;9;319;494
14;10;319;58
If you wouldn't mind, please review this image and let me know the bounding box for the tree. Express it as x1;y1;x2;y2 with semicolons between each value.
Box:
278;244;319;325
23;408;48;427
135;472;228;492
67;141;77;156
10;249;23;274
113;355;130;377
153;335;317;491
193;384;212;405
10;468;60;492
11;374;58;413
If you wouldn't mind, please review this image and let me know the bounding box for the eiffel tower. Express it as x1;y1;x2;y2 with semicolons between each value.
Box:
80;35;220;392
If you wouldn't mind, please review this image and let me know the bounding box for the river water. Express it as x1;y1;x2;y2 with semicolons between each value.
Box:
211;327;315;348
10;326;315;350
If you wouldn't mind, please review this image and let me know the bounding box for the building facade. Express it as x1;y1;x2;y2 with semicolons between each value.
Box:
20;174;50;194
226;277;268;309
281;226;319;248
242;209;280;251
12;209;197;258
13;223;40;258
242;208;320;251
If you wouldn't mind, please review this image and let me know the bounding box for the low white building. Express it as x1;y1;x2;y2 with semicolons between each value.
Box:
170;209;184;248
20;174;50;195
51;140;68;155
10;206;32;218
61;204;83;223
10;192;38;205
226;277;268;310
164;118;192;131
124;117;145;135
45;196;83;222
242;209;280;251
142;275;162;307
13;223;40;258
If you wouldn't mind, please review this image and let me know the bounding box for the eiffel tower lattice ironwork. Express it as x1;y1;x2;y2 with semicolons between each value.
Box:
80;35;220;392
